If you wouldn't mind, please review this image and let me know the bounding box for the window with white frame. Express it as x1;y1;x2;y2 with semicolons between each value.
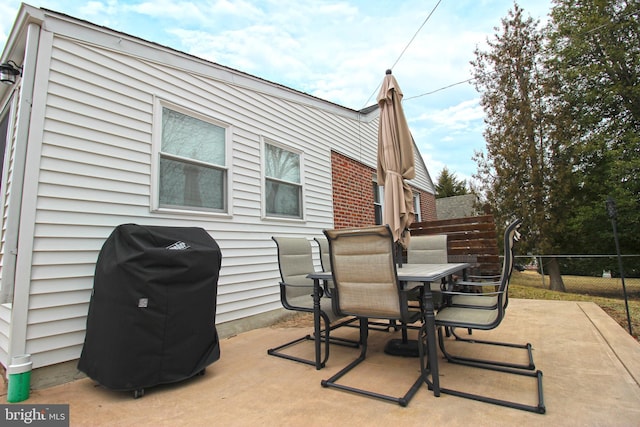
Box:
264;142;302;218
158;106;227;212
413;193;421;222
373;179;384;225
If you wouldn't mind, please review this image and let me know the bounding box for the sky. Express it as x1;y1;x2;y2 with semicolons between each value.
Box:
1;0;552;186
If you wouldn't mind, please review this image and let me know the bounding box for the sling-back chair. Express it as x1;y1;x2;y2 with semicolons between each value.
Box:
407;233;450;306
443;219;535;370
316;236;396;333
321;225;424;406
267;237;358;368
421;219;545;414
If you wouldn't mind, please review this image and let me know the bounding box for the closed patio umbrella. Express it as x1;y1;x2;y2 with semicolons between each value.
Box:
377;70;418;356
377;70;416;252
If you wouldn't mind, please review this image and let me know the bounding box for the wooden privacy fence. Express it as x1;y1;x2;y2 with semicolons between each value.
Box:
408;215;500;276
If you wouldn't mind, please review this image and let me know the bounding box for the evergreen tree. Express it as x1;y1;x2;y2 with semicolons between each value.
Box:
472;1;640;285
435;167;468;198
471;3;567;290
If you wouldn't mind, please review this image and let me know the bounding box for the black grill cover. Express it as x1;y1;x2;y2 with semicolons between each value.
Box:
78;224;222;391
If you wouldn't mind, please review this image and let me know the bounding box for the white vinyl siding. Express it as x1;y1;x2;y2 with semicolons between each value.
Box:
0;91;19;305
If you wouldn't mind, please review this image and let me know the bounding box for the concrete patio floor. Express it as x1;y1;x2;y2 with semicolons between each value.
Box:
8;299;640;426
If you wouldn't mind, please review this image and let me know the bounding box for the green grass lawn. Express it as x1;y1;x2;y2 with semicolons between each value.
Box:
510;271;640;340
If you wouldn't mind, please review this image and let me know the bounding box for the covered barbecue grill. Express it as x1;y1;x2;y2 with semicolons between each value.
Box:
78;224;222;398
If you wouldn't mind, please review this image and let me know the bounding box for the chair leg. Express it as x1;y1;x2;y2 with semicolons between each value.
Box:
267;332;316;366
321;318;424;407
438;369;545;414
442;327;536;371
321;319;368;386
268;311;349;368
318;317;360;348
436;326;545;414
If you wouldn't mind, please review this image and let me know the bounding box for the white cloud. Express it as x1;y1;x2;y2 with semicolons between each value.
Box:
418;98;485;129
127;0;264;24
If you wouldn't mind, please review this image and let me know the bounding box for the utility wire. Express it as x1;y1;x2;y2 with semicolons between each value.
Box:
401;6;639;104
361;0;443;109
389;0;443;71
404;78;474;101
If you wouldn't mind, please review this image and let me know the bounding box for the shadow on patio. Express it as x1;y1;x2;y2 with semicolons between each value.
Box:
16;299;640;426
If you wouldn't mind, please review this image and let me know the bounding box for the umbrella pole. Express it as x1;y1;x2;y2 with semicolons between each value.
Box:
396;241;403;268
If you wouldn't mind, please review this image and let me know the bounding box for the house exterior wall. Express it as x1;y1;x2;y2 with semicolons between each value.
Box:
14;33;340;370
0;5;437;379
421;191;437;221
331;150;436;229
331;150;376;228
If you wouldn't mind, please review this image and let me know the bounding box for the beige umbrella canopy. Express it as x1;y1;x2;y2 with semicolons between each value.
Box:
377;70;416;248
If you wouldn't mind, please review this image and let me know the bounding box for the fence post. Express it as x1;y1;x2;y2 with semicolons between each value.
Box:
606;197;632;336
538;256;546;288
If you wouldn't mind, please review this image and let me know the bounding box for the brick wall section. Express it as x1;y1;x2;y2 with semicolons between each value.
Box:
330;151;437;229
420;190;437;221
331;151;376;228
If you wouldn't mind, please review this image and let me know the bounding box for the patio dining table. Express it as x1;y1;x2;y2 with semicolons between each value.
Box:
307;262;470;397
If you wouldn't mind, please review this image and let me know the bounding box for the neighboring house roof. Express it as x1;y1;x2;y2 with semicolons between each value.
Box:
436;194;478;219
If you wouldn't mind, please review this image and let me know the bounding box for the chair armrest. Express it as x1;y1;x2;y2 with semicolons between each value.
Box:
280;281;313;288
466;274;501;280
321;279;334;297
455;280;500;287
440;289;503;297
403;281;423;291
280;281;328;298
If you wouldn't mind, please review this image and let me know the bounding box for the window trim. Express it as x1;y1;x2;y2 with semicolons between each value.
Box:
413;192;421;222
373;174;384;225
151;98;232;216
261;137;305;221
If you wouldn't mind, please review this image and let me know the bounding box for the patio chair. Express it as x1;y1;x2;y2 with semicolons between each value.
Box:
313;236;331;273
268;237;358;368
422;218;545;414
316;236;395;333
444;219;534;370
407;234;450;301
313;236;339;298
446;239;506;311
407;234;449;264
321;225;424;406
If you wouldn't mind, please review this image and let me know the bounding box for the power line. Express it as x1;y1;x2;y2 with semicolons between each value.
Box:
404;77;474;101
361;0;443;109
402;6;639;104
389;0;443;71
